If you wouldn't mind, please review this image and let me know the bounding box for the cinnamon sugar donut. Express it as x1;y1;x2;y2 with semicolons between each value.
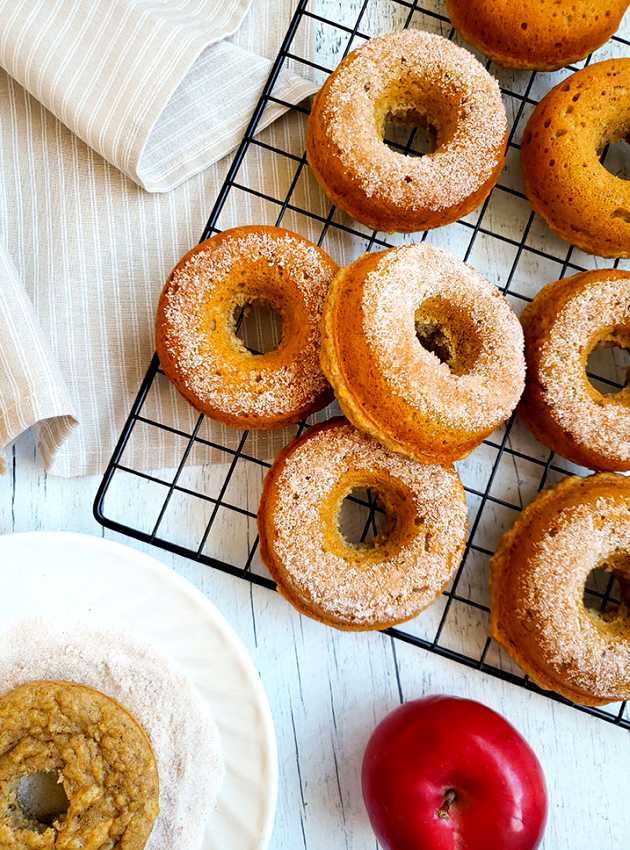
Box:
521;59;630;258
156;226;337;428
447;0;629;71
306;30;508;233
520;269;630;471
321;244;525;464
258;418;468;631
490;473;630;706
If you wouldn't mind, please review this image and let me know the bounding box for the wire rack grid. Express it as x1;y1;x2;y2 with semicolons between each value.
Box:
94;0;630;731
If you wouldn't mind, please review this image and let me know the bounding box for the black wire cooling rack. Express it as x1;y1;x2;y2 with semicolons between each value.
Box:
94;0;630;730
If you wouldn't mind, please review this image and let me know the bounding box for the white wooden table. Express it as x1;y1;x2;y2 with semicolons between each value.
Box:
2;1;630;847
1;436;628;850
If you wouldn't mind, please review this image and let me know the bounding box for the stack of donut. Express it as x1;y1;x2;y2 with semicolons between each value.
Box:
157;11;630;708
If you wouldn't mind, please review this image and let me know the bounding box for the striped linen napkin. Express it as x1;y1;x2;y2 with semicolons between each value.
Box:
0;0;317;476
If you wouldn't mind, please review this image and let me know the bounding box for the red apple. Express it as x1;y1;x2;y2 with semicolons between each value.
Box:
362;695;547;850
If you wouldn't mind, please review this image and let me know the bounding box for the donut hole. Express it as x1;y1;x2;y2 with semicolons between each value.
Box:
415;321;453;365
232;299;283;355
583;559;630;621
383;110;436;158
415;297;482;376
337;486;390;548
377;78;460;162
17;771;69;830
600;136;630;181
585;327;630;396
328;473;418;560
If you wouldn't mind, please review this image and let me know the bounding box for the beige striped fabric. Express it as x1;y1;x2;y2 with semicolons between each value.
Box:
0;0;317;476
0;247;77;470
0;0;311;190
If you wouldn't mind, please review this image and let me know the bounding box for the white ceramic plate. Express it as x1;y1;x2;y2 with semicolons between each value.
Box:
0;531;277;850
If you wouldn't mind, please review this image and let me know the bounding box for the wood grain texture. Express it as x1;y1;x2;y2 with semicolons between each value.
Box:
1;431;629;848
2;1;630;847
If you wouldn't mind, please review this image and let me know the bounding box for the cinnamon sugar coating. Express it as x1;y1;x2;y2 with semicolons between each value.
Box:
306;29;507;232
520;269;630;471
156;226;337;428
258;419;467;631
321;243;525;464
490;474;630;706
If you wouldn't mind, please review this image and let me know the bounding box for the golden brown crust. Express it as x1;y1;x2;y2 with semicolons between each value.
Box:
306;30;507;233
156;226;337;429
490;474;630;706
0;679;159;849
258;418;468;631
447;0;629;70
320;244;525;464
519;269;630;471
521;59;630;258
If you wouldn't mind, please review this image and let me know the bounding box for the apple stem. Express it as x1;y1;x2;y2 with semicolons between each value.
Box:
437;789;457;820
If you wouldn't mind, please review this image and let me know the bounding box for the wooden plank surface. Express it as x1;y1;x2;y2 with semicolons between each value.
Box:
1;430;628;849
1;1;629;848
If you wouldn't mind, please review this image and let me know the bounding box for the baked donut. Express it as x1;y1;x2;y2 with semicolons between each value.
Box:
258;418;468;631
306;30;508;233
0;680;159;848
521;59;630;258
520;269;630;471
321;244;525;464
447;0;629;71
490;473;630;706
156;226;337;428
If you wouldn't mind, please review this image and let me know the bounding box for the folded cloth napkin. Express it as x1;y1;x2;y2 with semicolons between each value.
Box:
0;0;318;476
0;0;312;191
